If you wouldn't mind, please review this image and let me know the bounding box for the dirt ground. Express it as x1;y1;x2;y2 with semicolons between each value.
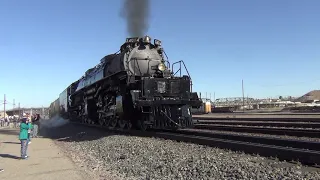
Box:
0;128;92;180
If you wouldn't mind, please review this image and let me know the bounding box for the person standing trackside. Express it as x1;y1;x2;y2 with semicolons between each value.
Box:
32;114;40;138
19;117;30;159
27;117;33;144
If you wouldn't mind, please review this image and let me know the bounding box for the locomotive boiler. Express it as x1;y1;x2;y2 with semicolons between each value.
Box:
50;35;201;130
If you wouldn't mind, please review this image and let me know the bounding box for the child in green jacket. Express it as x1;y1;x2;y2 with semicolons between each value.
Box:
19;118;30;159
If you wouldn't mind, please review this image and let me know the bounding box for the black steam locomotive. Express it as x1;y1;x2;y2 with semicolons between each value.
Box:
49;36;201;130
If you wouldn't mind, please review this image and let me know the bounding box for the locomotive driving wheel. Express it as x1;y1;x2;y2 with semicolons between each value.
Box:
109;119;117;128
126;122;132;130
81;115;88;124
87;118;93;124
98;118;105;126
109;117;117;128
108;108;117;128
118;119;127;129
85;117;91;124
137;116;148;131
98;113;105;126
104;117;110;127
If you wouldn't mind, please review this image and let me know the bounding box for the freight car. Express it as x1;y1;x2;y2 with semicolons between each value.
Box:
49;36;201;130
49;98;60;118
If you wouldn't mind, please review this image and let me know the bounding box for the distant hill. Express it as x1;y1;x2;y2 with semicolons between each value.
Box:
294;90;320;102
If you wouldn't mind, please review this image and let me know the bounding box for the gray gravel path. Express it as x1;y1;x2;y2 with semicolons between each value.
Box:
48;123;320;180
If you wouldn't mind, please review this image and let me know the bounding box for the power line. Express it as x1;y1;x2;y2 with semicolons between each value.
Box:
0;100;13;105
1;96;20;119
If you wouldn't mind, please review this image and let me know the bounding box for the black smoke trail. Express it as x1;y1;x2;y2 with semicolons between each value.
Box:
120;0;150;37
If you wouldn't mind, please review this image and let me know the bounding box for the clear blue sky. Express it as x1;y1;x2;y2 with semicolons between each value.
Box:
1;0;320;108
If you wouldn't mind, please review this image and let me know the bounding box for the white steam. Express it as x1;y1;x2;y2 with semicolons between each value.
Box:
40;115;69;128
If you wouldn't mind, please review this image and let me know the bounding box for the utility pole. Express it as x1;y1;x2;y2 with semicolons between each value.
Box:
18;102;20;118
242;80;245;112
13;99;15;116
247;94;249;109
3;94;6;120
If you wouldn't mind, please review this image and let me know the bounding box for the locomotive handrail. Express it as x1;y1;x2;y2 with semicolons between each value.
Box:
171;60;191;78
126;58;143;76
165;60;170;70
172;61;181;77
171;60;193;92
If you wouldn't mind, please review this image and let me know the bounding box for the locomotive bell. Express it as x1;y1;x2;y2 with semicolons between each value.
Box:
143;35;151;43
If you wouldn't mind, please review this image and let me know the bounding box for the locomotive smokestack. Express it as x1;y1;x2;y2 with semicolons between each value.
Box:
121;0;150;37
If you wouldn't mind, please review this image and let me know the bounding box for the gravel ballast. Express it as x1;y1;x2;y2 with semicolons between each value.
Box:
41;119;320;180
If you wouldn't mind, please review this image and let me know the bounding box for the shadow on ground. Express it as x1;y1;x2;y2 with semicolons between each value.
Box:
0;153;21;159
1;116;113;144
1;142;20;144
0;129;19;136
39;121;114;143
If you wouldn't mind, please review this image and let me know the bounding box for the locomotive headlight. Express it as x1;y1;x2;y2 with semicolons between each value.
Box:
158;63;166;71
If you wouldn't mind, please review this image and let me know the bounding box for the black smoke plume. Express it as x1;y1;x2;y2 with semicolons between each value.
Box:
120;0;150;37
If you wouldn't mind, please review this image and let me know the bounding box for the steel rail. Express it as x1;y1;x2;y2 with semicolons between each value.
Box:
193;117;320;122
155;131;320;166
194;124;320;138
193;120;320;128
178;129;320;151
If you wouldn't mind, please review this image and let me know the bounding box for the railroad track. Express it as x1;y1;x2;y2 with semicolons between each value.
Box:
194;124;320;138
69;121;320;166
194;120;320;128
194;117;320;122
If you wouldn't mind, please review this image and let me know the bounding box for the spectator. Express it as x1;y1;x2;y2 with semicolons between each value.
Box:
27;117;33;144
0;118;3;127
7;117;12;128
32;114;40;138
15;117;20;128
19;117;30;159
4;118;7;127
14;117;18;128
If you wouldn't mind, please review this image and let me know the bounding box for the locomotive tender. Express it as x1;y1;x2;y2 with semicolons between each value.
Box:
49;35;201;130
